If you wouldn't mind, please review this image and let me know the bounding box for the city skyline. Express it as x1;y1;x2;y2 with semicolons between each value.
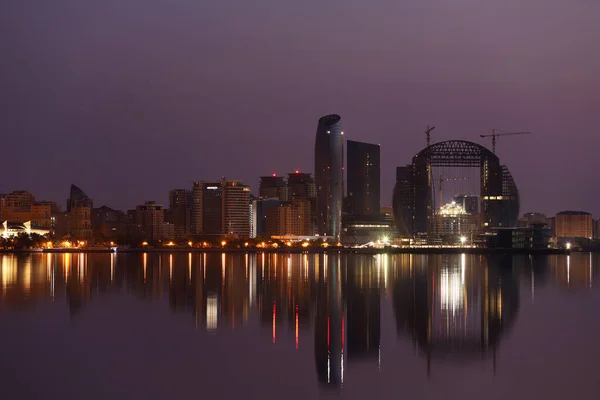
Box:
2;1;599;217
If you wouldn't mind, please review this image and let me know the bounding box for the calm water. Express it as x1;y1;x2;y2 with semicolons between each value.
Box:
1;252;600;399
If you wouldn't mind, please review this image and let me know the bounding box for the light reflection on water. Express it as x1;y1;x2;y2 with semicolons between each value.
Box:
1;252;600;399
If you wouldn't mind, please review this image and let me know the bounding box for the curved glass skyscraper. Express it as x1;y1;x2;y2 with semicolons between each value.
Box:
315;114;344;239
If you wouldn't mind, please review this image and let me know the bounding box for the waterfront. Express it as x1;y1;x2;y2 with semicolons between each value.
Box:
1;252;600;399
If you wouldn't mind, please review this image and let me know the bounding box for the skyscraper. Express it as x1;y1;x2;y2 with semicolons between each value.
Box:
315;114;344;239
346;140;380;217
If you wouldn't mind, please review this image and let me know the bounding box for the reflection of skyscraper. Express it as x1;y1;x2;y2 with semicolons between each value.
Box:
315;114;344;240
346;256;380;363
314;254;345;388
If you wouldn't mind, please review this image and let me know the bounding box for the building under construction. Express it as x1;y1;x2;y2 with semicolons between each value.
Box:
392;140;520;238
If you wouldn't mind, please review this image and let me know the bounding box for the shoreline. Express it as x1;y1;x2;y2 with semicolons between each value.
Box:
0;248;572;255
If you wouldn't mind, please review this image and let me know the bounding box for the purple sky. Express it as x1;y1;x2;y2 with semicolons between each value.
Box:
2;0;599;216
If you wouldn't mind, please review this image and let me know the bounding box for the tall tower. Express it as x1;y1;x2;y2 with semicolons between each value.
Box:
346;140;380;217
315;114;344;240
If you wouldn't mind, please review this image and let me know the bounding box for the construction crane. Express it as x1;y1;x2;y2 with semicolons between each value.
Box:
480;129;531;153
425;125;435;148
439;176;467;208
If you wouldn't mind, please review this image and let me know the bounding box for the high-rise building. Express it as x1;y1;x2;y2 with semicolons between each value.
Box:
92;206;125;240
192;179;251;237
259;175;288;201
555;211;593;239
68;184;93;240
435;201;480;240
315;114;344;239
169;189;192;238
136;201;165;241
287;172;316;200
287;171;316;234
250;197;280;238
346;140;380;217
265;199;312;237
392;165;414;236
223;181;252;237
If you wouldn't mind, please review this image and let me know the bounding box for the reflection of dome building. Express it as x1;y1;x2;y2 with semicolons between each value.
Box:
392;254;519;372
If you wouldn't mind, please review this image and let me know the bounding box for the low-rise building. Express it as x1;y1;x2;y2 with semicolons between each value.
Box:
555;211;592;239
487;224;552;249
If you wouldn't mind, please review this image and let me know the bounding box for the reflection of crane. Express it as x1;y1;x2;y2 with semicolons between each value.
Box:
480;129;531;153
439;176;467;208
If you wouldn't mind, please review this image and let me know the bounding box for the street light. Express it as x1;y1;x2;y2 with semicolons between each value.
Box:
566;242;572;250
460;236;467;246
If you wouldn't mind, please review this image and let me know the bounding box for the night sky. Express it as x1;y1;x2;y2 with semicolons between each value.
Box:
2;1;599;216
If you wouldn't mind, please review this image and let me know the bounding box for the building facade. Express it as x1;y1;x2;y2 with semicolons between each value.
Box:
555;211;593;239
392;165;414;236
136;201;165;242
67;184;93;240
168;189;192;239
315;114;344;239
346;140;380;217
265;199;312;237
250;197;280;238
435;201;480;241
259;176;288;201
192;180;251;238
0;190;36;222
454;195;479;215
487;224;552;249
518;212;550;228
31;201;59;229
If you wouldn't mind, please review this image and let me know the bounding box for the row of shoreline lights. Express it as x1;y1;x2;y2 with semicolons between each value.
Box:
142;240;337;248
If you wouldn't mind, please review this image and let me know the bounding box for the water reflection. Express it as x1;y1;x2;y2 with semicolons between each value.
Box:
1;252;600;392
392;254;519;375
